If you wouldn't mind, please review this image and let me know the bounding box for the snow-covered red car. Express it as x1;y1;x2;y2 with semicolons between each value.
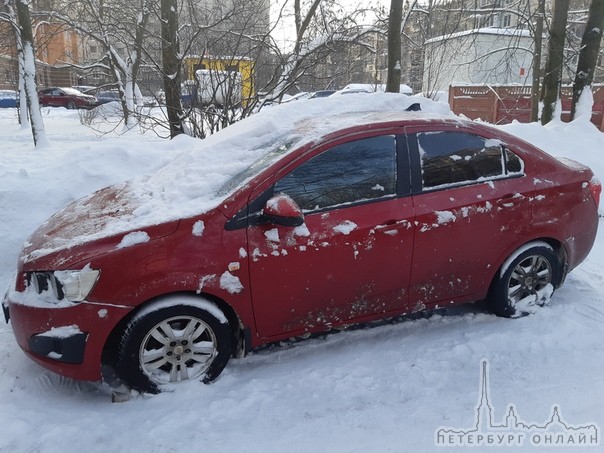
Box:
2;95;600;394
38;87;98;109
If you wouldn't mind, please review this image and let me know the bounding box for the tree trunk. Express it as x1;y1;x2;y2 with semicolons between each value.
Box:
386;0;403;93
15;27;29;127
161;0;184;137
530;0;545;122
12;0;48;146
293;0;321;55
540;0;570;125
570;0;604;121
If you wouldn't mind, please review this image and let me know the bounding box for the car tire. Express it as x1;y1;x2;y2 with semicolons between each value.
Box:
116;298;232;394
488;242;562;318
66;101;76;110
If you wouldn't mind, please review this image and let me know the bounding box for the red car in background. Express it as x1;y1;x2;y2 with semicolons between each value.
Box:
38;87;98;109
2;106;600;394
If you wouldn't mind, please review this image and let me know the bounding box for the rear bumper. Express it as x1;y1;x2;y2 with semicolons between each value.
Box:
4;292;133;382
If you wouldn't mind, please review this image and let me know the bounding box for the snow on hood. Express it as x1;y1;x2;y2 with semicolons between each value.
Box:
23;93;453;263
21;182;180;266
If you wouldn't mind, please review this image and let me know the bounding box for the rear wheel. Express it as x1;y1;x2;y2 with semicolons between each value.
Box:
116;298;232;393
489;242;562;318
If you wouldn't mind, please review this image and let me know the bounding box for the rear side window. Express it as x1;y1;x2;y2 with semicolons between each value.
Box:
417;131;522;189
505;148;523;174
274;135;397;212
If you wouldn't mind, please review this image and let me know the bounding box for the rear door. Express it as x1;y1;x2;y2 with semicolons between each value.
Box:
246;132;416;339
406;126;529;309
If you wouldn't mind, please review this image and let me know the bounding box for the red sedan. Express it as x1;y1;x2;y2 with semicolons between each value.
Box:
3;107;600;394
38;87;98;109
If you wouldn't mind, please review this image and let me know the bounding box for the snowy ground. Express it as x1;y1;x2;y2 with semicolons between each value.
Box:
1;105;603;452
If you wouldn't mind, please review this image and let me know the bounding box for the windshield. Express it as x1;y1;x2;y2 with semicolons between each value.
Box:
216;139;299;197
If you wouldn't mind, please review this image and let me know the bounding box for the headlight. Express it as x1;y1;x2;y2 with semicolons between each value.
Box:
28;266;100;303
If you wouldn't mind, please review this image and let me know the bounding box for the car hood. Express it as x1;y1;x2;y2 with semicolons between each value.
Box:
21;181;179;269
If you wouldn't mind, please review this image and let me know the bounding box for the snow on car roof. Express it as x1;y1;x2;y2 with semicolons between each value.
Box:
131;93;453;218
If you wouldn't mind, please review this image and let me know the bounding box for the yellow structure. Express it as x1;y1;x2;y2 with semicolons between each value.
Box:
183;56;255;104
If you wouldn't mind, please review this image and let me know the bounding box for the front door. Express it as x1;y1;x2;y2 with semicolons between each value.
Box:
247;134;415;339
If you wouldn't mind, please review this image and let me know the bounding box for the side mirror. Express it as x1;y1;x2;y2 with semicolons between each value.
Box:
262;194;304;227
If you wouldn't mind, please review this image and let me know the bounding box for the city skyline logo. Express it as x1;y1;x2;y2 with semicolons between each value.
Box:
435;359;599;447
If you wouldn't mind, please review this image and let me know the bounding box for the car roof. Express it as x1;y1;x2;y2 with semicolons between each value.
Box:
293;110;466;140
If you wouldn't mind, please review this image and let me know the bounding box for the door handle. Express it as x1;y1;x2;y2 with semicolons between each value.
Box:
374;219;408;234
496;193;523;208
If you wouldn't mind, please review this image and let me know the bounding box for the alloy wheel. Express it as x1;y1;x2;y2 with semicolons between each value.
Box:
507;254;552;305
138;315;218;385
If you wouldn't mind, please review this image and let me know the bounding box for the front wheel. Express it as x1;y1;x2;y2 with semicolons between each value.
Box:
116;298;232;393
66;100;76;110
489;242;562;318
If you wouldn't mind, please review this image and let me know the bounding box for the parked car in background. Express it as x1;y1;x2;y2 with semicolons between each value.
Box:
38;87;98;109
280;92;311;103
141;96;157;107
92;88;156;107
0;90;18;108
338;83;413;95
94;90;121;105
309;90;336;99
72;85;96;94
278;90;335;104
3;98;600;394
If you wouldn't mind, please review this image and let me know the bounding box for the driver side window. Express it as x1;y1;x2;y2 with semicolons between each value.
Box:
274;135;397;212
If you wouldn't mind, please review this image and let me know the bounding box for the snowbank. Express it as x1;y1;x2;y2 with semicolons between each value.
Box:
1;104;604;453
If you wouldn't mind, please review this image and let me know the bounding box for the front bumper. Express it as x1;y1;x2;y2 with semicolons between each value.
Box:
29;331;88;364
4;292;133;382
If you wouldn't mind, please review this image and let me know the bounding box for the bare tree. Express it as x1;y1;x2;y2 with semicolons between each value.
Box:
530;0;545;121
49;0;155;127
3;0;49;147
161;0;184;137
259;0;379;105
399;0;551;104
570;0;604;120
173;0;269;137
0;5;27;126
540;0;570;124
386;0;403;92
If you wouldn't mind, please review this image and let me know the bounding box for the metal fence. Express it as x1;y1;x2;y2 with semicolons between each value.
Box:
448;84;604;131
